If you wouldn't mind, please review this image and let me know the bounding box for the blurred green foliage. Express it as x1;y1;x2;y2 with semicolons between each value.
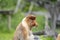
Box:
0;0;46;32
40;36;53;40
0;0;58;40
0;0;17;9
0;11;24;32
0;32;14;40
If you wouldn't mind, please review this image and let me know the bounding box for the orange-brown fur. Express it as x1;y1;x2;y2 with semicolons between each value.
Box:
56;34;60;40
13;14;38;40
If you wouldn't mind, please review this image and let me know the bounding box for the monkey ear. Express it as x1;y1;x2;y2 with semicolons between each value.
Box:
27;15;36;20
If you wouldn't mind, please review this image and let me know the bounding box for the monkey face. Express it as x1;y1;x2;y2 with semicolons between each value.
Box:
26;15;38;28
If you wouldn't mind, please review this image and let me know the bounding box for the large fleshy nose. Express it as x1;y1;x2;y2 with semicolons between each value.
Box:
34;20;38;27
31;22;38;27
35;22;38;27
